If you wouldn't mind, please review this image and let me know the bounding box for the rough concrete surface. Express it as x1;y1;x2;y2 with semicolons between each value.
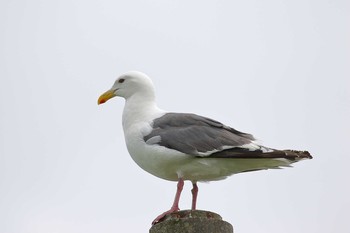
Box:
149;210;233;233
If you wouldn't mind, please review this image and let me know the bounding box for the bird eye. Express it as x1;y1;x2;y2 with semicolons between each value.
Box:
118;78;125;83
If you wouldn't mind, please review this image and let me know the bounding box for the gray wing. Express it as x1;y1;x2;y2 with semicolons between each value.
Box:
143;113;258;157
143;113;313;160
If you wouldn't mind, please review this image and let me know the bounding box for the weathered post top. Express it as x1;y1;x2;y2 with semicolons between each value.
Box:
149;210;233;233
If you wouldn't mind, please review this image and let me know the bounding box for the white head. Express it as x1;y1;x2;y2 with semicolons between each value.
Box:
98;71;155;104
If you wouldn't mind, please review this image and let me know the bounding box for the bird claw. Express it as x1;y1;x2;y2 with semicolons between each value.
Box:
152;207;180;225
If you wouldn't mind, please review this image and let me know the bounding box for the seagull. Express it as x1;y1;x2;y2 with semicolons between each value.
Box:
98;71;312;225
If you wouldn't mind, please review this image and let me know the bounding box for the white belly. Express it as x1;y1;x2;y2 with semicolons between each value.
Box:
124;127;292;182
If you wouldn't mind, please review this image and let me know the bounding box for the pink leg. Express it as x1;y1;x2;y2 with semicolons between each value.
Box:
152;178;184;225
191;182;198;210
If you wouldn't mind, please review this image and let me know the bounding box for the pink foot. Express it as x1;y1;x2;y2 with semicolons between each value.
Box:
152;178;184;225
152;206;180;225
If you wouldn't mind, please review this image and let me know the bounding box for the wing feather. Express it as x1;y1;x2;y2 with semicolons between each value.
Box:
143;113;256;156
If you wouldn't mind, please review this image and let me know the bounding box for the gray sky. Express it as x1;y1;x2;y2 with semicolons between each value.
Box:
1;0;349;232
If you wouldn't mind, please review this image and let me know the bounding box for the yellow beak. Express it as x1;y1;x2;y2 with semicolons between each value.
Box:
98;90;117;105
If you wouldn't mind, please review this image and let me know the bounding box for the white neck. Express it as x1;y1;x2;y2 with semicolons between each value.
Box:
122;93;164;131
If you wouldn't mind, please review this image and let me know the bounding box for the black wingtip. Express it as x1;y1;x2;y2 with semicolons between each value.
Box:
284;150;313;159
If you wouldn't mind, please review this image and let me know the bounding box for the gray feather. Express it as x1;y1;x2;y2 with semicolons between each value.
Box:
143;113;255;156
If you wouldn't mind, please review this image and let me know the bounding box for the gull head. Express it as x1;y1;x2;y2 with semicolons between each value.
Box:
98;71;155;104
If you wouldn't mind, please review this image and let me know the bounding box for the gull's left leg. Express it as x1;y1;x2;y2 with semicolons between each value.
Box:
152;178;184;225
191;182;198;210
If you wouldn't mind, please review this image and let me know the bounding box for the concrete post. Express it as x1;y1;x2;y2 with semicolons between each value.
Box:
149;210;233;233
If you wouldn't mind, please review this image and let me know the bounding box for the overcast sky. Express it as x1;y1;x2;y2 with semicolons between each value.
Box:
1;0;349;232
